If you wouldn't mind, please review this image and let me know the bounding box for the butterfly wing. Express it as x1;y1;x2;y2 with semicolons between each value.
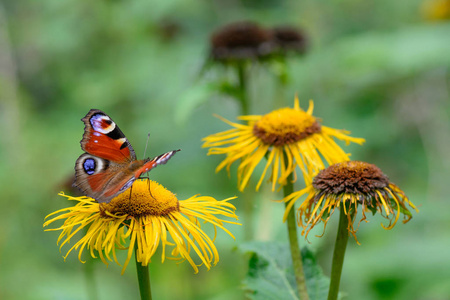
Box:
134;149;181;178
73;109;180;203
74;153;137;203
74;150;180;203
80;109;136;163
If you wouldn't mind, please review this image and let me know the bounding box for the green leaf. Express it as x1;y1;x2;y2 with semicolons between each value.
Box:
240;241;331;300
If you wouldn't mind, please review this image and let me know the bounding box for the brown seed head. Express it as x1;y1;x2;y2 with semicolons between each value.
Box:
210;21;275;60
312;161;390;196
271;26;307;54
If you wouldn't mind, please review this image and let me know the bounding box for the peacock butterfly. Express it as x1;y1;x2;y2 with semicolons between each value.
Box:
73;109;179;203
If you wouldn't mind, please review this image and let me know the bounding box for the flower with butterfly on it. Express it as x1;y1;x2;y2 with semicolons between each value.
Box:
284;161;418;244
44;179;239;274
202;96;365;192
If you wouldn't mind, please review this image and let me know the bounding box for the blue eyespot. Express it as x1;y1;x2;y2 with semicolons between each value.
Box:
83;158;96;175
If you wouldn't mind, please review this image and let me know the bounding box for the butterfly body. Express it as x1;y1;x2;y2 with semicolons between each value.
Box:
73;109;179;203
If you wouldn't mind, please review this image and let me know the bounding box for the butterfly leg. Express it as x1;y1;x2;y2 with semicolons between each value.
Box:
139;175;155;199
128;183;134;204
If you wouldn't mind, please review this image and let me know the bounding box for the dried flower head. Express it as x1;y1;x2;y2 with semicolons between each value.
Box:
271;26;308;54
284;161;418;243
210;21;275;61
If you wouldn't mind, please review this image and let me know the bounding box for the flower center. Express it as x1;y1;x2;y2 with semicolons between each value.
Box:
313;161;390;195
101;179;179;217
210;21;274;60
253;107;321;146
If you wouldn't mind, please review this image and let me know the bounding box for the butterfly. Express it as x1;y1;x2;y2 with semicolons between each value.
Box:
73;109;179;203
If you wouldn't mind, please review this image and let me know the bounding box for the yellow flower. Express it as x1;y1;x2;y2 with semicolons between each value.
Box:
202;96;365;192
284;161;418;244
422;0;450;20
44;179;239;274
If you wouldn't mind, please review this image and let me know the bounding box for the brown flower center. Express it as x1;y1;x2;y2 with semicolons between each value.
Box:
312;161;390;196
101;180;179;217
252;107;321;146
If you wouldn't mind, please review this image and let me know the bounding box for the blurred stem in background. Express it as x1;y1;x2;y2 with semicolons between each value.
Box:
0;3;22;163
283;172;309;300
242;189;255;241
236;62;249;115
272;57;289;109
135;249;152;300
236;61;254;240
327;208;350;300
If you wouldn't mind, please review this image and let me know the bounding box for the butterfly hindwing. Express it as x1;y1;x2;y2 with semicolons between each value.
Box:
74;153;137;203
81;109;136;163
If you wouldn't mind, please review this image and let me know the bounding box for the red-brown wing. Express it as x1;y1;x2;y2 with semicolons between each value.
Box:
80;109;136;163
73;150;179;203
133;150;181;178
74;153;138;203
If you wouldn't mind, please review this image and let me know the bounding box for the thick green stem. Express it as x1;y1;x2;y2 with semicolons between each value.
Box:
327;209;349;300
237;62;249;115
284;177;309;300
135;250;152;300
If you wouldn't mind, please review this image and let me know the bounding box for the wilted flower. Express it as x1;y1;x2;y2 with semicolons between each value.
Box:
210;21;276;62
284;161;418;243
271;26;308;55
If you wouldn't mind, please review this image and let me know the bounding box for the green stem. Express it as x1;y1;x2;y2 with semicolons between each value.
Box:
327;208;349;300
237;61;252;240
84;254;98;300
284;177;309;300
243;189;254;241
237;62;249;115
135;250;152;300
274;57;288;109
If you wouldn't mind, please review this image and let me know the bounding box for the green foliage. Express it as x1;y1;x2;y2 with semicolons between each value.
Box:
1;0;450;299
241;242;330;300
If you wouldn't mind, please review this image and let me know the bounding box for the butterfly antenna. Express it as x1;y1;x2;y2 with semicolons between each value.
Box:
143;133;151;159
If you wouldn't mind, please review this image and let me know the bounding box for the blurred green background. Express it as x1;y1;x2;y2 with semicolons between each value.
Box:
1;0;449;299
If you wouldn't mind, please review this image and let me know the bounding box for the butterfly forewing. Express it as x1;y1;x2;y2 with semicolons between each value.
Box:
80;109;136;162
